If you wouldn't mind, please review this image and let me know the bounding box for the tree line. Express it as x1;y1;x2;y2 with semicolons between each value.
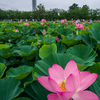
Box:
0;3;100;21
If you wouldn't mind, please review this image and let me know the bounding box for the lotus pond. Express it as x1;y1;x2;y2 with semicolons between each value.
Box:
0;20;100;100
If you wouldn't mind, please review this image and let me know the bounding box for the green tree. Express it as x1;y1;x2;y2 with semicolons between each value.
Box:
89;9;100;20
59;9;68;19
36;4;45;20
69;3;79;10
81;5;89;19
0;9;7;19
50;8;59;20
43;10;52;20
20;11;31;20
31;11;38;20
68;3;81;20
13;10;21;19
68;7;81;20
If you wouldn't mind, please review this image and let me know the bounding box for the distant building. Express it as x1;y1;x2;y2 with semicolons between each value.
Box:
32;0;37;11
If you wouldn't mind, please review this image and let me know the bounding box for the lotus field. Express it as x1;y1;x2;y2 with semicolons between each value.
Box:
0;19;100;100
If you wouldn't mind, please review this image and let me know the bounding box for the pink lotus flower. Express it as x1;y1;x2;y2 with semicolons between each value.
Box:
15;30;19;32
75;23;84;30
41;22;44;25
61;19;65;24
41;19;46;22
37;60;99;100
56;37;59;41
18;21;20;23
64;19;67;22
24;23;29;26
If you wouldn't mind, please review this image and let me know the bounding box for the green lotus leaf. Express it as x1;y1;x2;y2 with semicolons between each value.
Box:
97;43;100;50
79;27;89;35
0;77;23;100
14;97;31;100
28;28;36;35
0;48;13;59
6;65;33;80
0;32;4;35
20;27;29;35
24;81;50;100
66;44;97;66
14;45;37;60
20;72;34;88
0;44;9;49
82;34;97;49
39;43;57;59
0;63;7;78
91;22;100;30
89;29;100;42
88;62;100;75
62;35;82;46
45;36;56;44
17;40;26;46
5;27;12;32
47;28;55;34
56;42;66;53
56;28;72;36
20;45;37;55
0;34;9;40
34;53;69;77
18;24;24;27
0;57;6;64
95;49;100;62
11;32;21;38
0;27;4;32
76;63;89;71
27;36;35;42
89;75;100;99
34;53;88;77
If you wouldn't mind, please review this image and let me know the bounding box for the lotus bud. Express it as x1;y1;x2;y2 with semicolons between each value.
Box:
86;27;89;31
56;37;59;41
42;29;46;35
8;40;11;43
15;30;19;32
46;22;49;25
71;33;73;36
66;23;68;25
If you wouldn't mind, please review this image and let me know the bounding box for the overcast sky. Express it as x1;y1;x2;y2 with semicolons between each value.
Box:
0;0;100;11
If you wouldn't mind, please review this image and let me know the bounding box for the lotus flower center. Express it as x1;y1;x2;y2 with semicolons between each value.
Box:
58;79;66;92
